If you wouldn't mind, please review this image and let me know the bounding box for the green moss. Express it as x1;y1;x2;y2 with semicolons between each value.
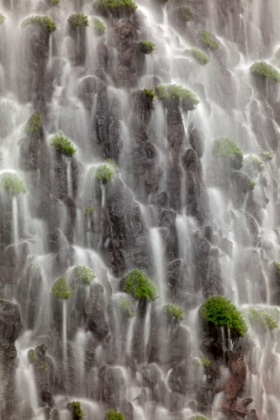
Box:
117;296;135;317
97;0;137;18
190;48;210;65
71;265;96;286
68;13;89;29
84;204;95;217
0;172;27;196
247;307;278;331
39;361;48;372
260;151;273;161
163;303;184;322
0;13;5;25
250;61;280;83
72;401;84;420
200;296;248;337
143;89;156;99
122;269;158;301
95;164;115;184
274;261;280;279
190;416;209;420
178;6;192;22
192;356;211;367
27;349;37;364
93;17;106;35
243;155;265;175
51;276;72;300
51;0;61;4
106;410;125;420
24;112;43;139
198;30;220;50
248;178;255;189
139;41;156;54
50;134;76;158
156;84;200;110
21;16;57;34
212;137;243;169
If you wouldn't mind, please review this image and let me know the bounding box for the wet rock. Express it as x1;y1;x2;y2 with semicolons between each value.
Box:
142;363;161;389
222;351;246;412
121;399;134;420
168;361;189;393
98;365;125;407
189;127;205;158
86;283;109;340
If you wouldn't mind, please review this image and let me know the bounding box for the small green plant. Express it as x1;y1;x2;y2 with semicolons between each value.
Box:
72;401;84;420
198;30;220;50
156;84;200;110
50;134;76;158
24;112;43;139
0;172;27;196
250;61;280;83
71;265;96;286
139;41;156;54
21;16;57;34
51;276;72;300
117;296;135;317
200;296;248;337
190;48;210;65
243;155;265;175
122;269;158;301
260;151;273;161
163;303;184;321
247;307;278;331
0;13;5;25
97;0;137;18
143;89;156;99
106;409;125;420
93;17;106;35
248;178;255;189
68;13;89;29
84;204;95;217
27;349;37;364
192;357;211;367
39;361;48;372
178;6;192;22
212;137;243;169
95;164;115;184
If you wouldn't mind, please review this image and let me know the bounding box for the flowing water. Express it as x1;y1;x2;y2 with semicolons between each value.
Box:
1;0;280;419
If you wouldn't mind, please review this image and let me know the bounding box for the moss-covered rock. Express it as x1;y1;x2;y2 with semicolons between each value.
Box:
50;134;76;158
246;307;278;332
198;30;220;50
21;15;57;34
97;0;137;18
200;296;248;337
106;409;125;420
72;401;84;420
71;265;96;286
190;48;210;65
139;41;156;54
243;155;265;176
155;84;200;110
212;137;243;169
122;269;158;301
24;112;44;141
68;13;89;29
0;172;27;196
93;17;106;35
51;276;72;300
178;6;192;22
250;61;280;83
260;150;273;161
117;296;135;317
94;162;116;184
163;303;184;322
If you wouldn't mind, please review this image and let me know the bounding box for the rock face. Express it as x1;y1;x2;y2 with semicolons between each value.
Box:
0;0;279;419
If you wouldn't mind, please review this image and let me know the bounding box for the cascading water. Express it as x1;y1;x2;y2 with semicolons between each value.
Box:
1;0;280;419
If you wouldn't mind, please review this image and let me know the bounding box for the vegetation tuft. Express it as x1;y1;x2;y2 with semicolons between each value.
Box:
260;150;273;161
250;61;280;83
51;276;72;300
190;48;210;65
71;265;96;286
50;134;76;158
97;0;137;18
163;303;184;322
117;296;135;317
106;409;125;420
68;13;89;29
0;13;5;25
247;307;278;331
84;204;95;217
139;41;156;54
72;401;84;420
93;17;106;35
178;6;192;22
212;137;243;169
21;15;57;33
198;30;220;50
156;84;199;110
0;172;27;196
122;269;158;301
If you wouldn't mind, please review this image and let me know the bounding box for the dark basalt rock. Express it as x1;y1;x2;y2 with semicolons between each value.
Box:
98;365;125;407
86;283;109;340
189;127;205;158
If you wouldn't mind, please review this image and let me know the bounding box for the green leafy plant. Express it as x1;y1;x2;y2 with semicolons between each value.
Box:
24;112;43;139
51;276;72;300
250;61;280;83
198;30;220;50
93;17;106;35
212;137;243;169
139;41;156;54
163;303;184;321
72;401;84;420
84;204;95;217
155;84;200;110
117;296;135;317
71;265;96;286
247;307;278;331
0;172;27;195
50;134;76;158
260;151;273;161
178;6;192;22
0;13;5;25
27;349;37;363
68;13;89;29
21;16;57;34
200;296;248;337
190;48;210;65
95;164;115;184
122;269;158;301
97;0;137;18
106;409;125;420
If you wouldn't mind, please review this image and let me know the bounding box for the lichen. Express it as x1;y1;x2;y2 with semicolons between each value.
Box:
71;265;96;286
21;16;57;34
122;269;158;301
198;30;220;50
0;172;27;196
51;276;72;300
50;134;76;158
93;17;106;35
106;409;125;420
250;61;280;83
97;0;137;18
72;401;84;420
190;48;210;65
163;303;184;322
212;137;243;169
156;84;200;110
68;13;89;29
139;41;156;54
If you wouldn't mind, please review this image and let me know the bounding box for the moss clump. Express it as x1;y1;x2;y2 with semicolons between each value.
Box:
156;84;200;110
178;6;192;22
24;112;43;140
248;178;255;190
51;0;61;4
93;18;106;35
260;150;273;161
39;361;48;372
0;13;5;25
97;0;137;18
247;307;278;331
21;16;56;34
71;265;96;286
190;48;210;65
0;172;27;196
72;401;84;420
274;261;280;280
117;296;135;317
200;296;248;337
198;30;220;50
106;410;125;420
50;134;76;158
142;89;156;99
190;416;209;420
68;13;89;29
51;276;72;300
84;204;95;217
212;137;243;169
139;41;156;54
122;269;158;301
250;61;280;83
243;155;265;176
27;349;37;364
163;303;184;322
95;164;115;184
